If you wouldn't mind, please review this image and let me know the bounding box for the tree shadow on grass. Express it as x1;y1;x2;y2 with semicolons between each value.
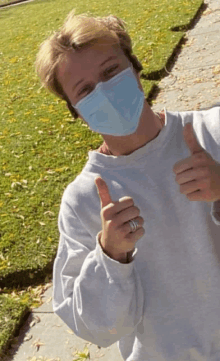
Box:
0;258;54;290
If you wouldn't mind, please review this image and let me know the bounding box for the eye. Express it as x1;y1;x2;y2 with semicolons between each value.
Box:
77;65;119;98
78;85;93;97
104;65;119;77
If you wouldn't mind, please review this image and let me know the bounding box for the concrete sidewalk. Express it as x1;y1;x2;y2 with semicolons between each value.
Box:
3;284;122;361
152;0;220;113
2;0;220;359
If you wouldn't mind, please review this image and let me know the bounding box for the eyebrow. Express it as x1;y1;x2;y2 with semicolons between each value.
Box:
73;56;118;91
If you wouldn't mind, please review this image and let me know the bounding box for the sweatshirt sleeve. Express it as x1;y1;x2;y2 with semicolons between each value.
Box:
193;107;220;226
52;193;144;348
211;200;220;226
203;107;220;227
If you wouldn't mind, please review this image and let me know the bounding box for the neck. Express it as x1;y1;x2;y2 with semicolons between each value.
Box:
101;101;164;156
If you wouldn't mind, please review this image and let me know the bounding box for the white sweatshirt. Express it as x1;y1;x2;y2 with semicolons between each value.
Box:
53;108;220;361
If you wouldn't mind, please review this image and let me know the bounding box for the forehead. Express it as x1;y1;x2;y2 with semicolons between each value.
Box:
57;42;124;84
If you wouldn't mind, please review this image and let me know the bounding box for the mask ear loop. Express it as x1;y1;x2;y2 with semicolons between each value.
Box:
129;62;135;75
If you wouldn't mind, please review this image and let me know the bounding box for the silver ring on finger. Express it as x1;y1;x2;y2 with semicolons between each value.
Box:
129;219;139;233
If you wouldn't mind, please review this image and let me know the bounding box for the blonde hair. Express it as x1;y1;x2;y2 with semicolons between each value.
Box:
35;10;143;119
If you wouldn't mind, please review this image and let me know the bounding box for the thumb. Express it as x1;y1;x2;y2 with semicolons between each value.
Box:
95;177;113;208
183;123;203;154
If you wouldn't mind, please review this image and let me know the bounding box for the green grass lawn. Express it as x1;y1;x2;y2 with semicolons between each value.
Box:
0;0;29;5
0;0;14;5
0;0;203;356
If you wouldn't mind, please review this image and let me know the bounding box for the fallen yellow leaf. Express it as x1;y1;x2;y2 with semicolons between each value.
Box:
213;65;220;75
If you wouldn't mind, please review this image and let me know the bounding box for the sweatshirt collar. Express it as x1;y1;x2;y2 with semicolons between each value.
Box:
87;109;177;168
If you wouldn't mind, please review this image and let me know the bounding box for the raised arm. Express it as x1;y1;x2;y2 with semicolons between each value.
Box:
53;182;145;347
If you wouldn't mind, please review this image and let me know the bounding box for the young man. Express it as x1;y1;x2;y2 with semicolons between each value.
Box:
36;10;220;361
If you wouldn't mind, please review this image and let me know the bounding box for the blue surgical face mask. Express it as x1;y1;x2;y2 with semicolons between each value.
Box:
73;66;145;136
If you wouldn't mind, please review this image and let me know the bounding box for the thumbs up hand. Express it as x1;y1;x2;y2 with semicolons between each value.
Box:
173;123;220;202
95;177;145;263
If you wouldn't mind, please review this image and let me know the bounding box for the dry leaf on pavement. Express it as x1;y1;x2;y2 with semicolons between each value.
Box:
30;316;41;327
24;334;33;342
32;339;45;351
213;65;220;75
